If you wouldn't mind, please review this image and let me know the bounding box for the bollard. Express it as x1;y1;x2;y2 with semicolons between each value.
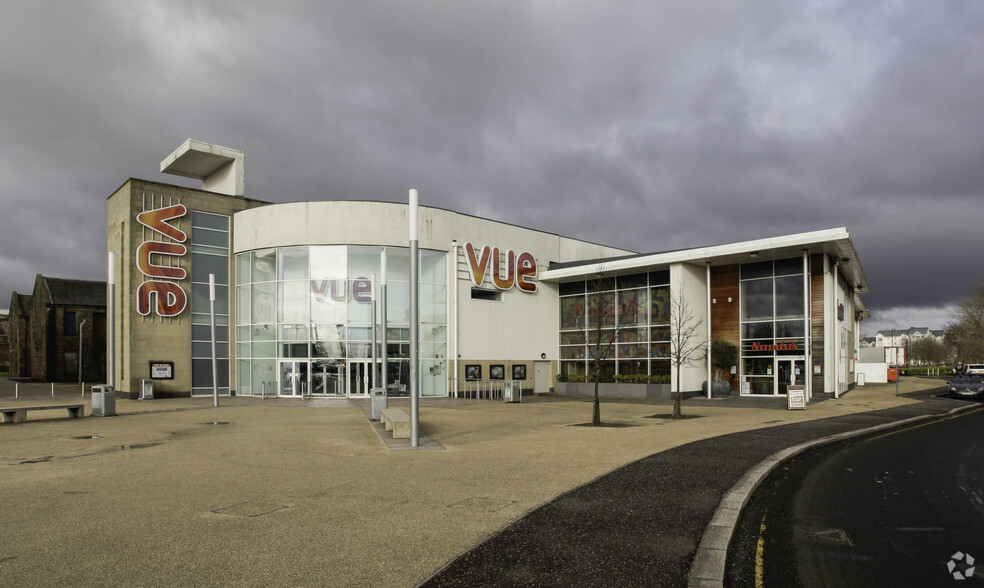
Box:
15;382;18;399
52;382;55;398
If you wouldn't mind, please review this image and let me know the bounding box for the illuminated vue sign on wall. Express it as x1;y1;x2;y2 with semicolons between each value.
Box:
136;204;188;317
465;243;537;293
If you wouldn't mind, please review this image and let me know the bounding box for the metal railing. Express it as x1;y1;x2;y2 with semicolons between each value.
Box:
451;379;522;400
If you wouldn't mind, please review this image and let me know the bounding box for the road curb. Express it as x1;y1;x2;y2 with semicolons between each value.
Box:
687;403;980;587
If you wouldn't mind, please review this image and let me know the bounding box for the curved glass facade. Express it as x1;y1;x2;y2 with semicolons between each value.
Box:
235;245;447;398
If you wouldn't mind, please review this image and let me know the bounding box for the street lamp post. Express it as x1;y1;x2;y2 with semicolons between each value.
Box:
78;318;87;384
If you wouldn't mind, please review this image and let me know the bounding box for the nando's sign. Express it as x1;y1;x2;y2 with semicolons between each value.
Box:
136;204;188;318
750;342;800;352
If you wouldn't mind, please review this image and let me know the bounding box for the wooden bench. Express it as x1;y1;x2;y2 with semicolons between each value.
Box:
380;407;410;439
1;404;85;424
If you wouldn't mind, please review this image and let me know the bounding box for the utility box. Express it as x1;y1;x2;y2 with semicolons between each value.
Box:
140;379;154;400
91;385;116;417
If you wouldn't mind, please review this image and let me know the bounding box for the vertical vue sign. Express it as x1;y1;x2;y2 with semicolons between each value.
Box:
136;203;188;317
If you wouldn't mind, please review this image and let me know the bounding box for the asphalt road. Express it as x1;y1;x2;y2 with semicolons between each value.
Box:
727;403;984;586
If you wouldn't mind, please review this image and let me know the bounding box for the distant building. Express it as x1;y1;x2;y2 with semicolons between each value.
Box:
0;309;9;366
874;327;944;348
8;292;32;377
7;275;107;382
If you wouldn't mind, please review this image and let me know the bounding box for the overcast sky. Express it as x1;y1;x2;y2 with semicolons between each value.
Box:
2;1;982;335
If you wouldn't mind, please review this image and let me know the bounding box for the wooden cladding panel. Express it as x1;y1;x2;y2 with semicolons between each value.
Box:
710;265;740;389
810;254;826;394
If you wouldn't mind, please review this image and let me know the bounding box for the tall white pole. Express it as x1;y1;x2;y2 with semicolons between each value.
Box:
706;262;712;399
107;252;116;390
371;272;378;389
409;189;420;447
78;319;87;384
209;273;219;407
381;249;388;402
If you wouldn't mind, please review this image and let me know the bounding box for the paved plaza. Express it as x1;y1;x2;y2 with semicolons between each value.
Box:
0;377;962;586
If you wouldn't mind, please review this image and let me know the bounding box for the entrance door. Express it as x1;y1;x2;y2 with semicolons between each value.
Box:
348;360;373;397
280;361;309;397
534;361;550;394
311;360;345;397
777;358;805;396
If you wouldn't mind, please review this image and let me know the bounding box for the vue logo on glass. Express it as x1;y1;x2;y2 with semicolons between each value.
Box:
465;243;537;293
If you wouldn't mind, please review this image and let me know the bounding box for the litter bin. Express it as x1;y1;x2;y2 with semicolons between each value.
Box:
140;379;154;400
370;387;387;421
502;381;521;403
91;384;116;417
887;368;898;383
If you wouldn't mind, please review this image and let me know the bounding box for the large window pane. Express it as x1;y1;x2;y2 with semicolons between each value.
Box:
191;253;229;284
560;296;585;330
742;261;773;280
742;322;774;339
776;320;806;338
421;284;446;324
310;246;346;281
251;282;276;324
617;289;648;327
236;253;251;284
742;279;773;321
252;249;277;282
650;286;670;323
278;247;309;281
420;250;446;284
617;273;647;290
384;248;410;282
279;281;310;323
774;257;803;276
587;293;617;328
348;246;382;279
251;359;276;396
775;275;804;319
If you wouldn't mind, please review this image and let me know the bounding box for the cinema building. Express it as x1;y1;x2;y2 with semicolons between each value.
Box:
107;140;869;402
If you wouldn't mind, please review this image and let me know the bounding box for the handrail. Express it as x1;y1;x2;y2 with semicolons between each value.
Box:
450;378;522;400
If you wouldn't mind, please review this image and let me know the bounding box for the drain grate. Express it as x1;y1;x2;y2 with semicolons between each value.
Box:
203;421;231;426
74;435;102;439
212;502;288;517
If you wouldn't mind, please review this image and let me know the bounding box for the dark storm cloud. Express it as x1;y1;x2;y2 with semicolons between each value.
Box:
1;0;982;334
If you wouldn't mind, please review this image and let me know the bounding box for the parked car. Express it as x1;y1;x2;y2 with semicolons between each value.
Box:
948;375;984;399
966;364;984;377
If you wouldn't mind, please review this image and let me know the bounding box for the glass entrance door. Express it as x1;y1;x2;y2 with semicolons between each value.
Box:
311;359;345;397
777;358;805;396
348;360;372;397
280;361;309;397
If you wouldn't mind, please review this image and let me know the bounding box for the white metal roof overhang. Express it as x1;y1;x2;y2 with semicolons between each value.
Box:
540;227;871;298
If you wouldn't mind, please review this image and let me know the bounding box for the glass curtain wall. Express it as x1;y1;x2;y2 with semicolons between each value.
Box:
235;245;447;397
190;212;230;396
740;257;806;395
559;270;671;380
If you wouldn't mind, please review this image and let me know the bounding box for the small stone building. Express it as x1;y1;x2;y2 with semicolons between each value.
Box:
8;292;33;378
7;276;107;382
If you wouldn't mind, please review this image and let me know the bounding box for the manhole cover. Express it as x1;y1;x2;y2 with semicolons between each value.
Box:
212;502;288;517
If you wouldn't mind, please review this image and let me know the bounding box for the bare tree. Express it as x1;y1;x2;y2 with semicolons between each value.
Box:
945;278;984;363
668;283;706;418
581;273;617;426
909;338;946;366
